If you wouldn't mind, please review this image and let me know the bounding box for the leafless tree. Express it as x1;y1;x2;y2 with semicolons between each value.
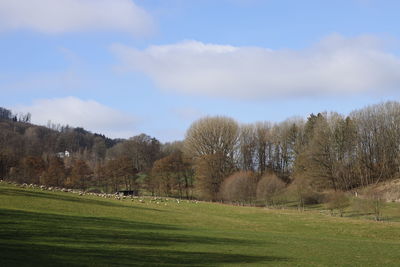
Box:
185;116;239;200
254;122;272;175
238;124;257;171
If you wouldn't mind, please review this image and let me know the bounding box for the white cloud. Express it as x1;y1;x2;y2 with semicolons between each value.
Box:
13;97;137;138
0;0;153;35
111;34;400;99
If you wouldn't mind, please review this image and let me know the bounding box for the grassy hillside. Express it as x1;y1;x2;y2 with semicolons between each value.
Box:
1;183;400;266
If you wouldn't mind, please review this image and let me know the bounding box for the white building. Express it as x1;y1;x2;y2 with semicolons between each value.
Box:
57;150;70;158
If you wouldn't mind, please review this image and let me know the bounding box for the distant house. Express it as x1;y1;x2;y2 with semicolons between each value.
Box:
117;190;139;196
57;150;70;158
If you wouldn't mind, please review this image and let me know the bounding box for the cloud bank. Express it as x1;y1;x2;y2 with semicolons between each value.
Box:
0;0;153;35
112;35;400;99
13;97;137;138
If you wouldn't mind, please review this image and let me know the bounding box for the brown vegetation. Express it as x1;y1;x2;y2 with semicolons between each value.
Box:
3;102;400;208
221;171;258;205
256;174;285;206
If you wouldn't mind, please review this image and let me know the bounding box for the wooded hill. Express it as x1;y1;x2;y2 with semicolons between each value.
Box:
1;102;400;206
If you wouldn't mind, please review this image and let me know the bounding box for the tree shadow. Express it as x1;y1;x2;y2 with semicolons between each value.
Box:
1;243;288;267
0;209;290;266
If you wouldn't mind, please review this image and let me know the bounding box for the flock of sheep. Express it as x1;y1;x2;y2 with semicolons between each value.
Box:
0;180;199;205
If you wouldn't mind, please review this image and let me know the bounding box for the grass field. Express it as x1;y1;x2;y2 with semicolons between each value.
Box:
1;183;400;266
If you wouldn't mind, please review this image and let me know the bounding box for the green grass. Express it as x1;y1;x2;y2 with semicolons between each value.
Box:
1;183;400;266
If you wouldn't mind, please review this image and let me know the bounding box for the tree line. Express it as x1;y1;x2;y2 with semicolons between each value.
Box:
1;102;400;205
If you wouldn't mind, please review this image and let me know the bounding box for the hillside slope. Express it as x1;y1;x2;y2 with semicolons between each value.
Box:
1;183;400;266
359;179;400;202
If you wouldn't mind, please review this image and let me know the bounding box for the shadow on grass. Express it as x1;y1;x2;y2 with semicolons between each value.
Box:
0;209;289;266
0;187;162;211
1;243;287;267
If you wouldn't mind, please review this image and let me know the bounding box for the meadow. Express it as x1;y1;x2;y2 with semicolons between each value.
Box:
1;183;400;266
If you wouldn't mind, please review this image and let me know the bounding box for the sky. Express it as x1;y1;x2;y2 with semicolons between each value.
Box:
1;0;400;142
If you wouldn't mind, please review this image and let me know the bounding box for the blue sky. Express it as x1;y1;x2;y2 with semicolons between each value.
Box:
1;0;400;141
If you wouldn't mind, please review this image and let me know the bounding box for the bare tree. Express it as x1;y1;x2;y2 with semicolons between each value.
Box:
151;151;194;198
351;102;400;186
239;124;256;171
194;153;233;201
254;122;272;175
272;119;302;182
41;157;66;186
67;159;92;190
185;116;239;201
185;116;239;158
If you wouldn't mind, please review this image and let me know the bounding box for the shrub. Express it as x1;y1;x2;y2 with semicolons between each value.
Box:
220;171;258;205
303;191;325;205
256;174;286;207
325;191;350;216
287;177;324;210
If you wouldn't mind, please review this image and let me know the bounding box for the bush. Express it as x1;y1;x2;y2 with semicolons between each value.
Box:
325;191;350;216
303;191;325;205
256;174;286;207
285;177;326;210
220;171;258;204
